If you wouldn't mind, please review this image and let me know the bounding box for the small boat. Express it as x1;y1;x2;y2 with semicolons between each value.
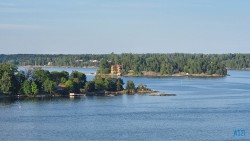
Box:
69;93;86;96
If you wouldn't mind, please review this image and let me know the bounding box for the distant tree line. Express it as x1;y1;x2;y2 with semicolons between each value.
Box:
1;53;250;75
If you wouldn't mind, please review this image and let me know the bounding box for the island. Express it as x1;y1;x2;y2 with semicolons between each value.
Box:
0;63;159;98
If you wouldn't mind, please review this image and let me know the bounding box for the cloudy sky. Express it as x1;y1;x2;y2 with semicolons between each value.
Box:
0;0;249;54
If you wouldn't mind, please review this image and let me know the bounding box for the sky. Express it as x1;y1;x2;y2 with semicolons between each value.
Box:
0;0;249;54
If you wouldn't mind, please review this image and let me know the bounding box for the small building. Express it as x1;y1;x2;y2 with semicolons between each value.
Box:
111;65;122;76
56;84;66;91
56;84;68;95
89;60;98;63
48;62;53;66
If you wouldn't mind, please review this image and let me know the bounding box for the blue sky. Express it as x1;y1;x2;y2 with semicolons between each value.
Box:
0;0;249;54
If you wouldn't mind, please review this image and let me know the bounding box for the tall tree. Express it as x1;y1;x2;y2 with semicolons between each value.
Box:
126;80;135;94
31;82;39;95
104;78;117;91
0;63;18;95
69;71;86;93
23;80;31;95
0;72;12;94
99;58;110;74
32;69;50;93
43;79;56;94
94;77;105;91
15;70;26;94
85;81;95;92
50;71;69;84
116;78;124;91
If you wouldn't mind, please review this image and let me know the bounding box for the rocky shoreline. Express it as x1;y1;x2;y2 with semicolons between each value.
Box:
123;72;226;77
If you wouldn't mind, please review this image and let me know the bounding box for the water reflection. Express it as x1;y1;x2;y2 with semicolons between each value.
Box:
0;96;83;106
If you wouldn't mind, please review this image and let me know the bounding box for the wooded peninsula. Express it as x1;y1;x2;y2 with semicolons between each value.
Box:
0;63;148;96
2;53;250;76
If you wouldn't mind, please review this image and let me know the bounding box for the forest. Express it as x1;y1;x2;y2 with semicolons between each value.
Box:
0;63;133;96
1;53;250;75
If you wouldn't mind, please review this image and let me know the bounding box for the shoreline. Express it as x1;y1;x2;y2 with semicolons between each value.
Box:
18;66;231;77
123;74;226;77
0;88;158;99
18;66;250;71
121;72;227;77
18;65;98;69
227;68;250;71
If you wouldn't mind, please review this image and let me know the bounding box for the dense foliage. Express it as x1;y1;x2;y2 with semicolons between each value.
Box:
0;64;18;94
0;63;86;95
0;63;127;96
86;76;124;92
126;80;136;94
1;53;248;75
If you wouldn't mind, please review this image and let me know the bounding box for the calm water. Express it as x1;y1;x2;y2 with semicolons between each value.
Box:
0;69;250;141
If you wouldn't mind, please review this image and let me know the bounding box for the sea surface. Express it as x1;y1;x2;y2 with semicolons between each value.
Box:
0;68;250;141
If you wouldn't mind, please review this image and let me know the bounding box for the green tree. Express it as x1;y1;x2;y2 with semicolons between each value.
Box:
0;72;12;94
69;71;86;92
94;77;105;91
116;78;124;91
65;80;78;93
0;63;18;95
43;79;56;94
60;77;67;84
32;69;50;83
23;80;31;95
31;82;39;95
126;80;135;94
65;80;73;93
104;78;117;91
160;63;167;75
99;58;110;74
32;69;50;92
85;81;95;92
15;70;26;94
50;71;69;84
